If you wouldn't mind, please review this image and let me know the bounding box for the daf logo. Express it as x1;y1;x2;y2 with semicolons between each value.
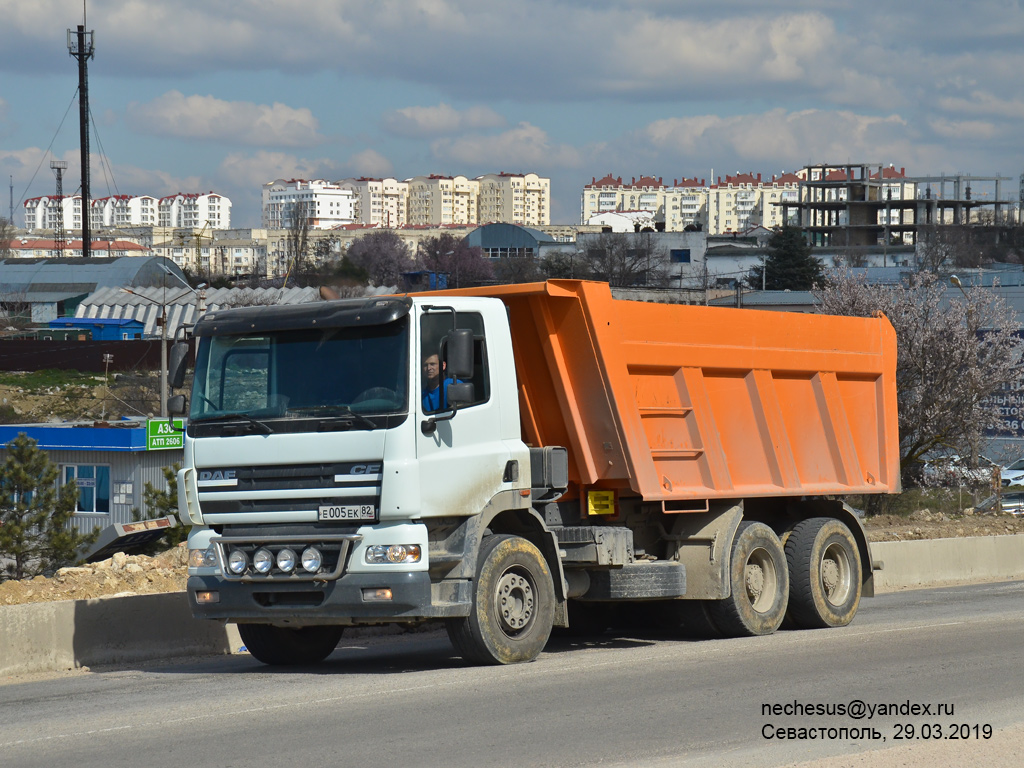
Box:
350;464;382;475
199;470;237;482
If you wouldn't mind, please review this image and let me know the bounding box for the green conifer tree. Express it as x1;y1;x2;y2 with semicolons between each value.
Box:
0;434;97;580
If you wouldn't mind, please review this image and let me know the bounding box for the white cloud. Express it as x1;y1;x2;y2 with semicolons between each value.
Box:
126;91;326;147
380;103;505;137
937;92;1024;120
217;151;344;188
928;118;999;141
347;149;394;178
432;123;583;168
641;109;914;168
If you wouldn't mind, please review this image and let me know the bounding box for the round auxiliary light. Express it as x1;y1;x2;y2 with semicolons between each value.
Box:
301;547;323;573
387;545;409;563
253;548;274;574
276;548;297;573
227;549;249;575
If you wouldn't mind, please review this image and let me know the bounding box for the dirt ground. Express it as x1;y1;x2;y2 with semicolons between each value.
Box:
1;509;1022;608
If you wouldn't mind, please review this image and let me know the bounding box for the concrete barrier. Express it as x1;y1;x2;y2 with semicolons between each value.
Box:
871;535;1024;591
0;592;235;677
2;535;1023;678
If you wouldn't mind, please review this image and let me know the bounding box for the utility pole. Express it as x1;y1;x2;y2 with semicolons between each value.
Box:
68;20;94;258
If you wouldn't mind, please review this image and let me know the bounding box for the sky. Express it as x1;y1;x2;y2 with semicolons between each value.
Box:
2;0;1023;229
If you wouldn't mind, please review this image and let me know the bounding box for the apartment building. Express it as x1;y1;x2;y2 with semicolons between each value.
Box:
477;173;550;226
707;172;801;233
24;192;231;233
90;195;159;229
582;173;799;234
407;175;480;226
261;179;357;230
338;178;410;228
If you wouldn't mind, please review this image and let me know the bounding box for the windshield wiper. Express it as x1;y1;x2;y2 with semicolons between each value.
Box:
287;404;378;430
193;412;273;434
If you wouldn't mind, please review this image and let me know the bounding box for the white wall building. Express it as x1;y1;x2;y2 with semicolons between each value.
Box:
261;179;358;230
476;173;550;226
338;178;410;228
158;192;231;230
407;175;480;226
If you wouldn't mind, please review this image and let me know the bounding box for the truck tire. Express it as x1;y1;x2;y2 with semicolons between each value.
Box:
785;517;862;629
446;534;555;665
709;521;788;637
238;624;344;666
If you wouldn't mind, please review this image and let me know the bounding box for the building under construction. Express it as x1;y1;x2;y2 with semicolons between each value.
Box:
777;164;1021;251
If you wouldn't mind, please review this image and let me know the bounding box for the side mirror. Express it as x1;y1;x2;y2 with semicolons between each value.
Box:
447;382;474;406
168;341;190;389
446;329;474;379
168;394;188;417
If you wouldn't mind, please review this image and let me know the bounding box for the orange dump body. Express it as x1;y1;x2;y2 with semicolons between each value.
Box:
442;280;900;503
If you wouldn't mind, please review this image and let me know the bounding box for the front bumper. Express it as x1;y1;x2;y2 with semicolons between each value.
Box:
188;572;471;625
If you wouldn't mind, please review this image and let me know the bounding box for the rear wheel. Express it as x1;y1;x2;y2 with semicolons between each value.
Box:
446;534;555;664
709;521;788;637
785;517;862;628
238;624;344;666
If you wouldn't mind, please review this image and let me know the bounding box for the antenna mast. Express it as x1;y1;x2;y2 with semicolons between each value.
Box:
68;16;94;257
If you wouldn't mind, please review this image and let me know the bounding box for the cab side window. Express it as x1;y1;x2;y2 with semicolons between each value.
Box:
420;311;489;413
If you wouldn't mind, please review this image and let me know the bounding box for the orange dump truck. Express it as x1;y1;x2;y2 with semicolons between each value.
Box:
174;279;899;666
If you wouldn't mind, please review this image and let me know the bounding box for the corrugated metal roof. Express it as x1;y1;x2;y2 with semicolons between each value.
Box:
0;256;189;296
75;285;320;337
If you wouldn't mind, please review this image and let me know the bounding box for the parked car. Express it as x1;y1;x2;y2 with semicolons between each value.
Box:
922;454;999;487
976;491;1024;516
1000;458;1024;487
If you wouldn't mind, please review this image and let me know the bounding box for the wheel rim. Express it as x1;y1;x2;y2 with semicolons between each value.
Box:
819;542;853;606
743;546;778;614
493;566;536;638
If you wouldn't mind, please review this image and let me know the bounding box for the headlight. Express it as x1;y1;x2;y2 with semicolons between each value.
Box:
227;549;248;575
253;548;274;574
301;547;323;573
365;544;422;564
276;548;297;573
189;546;217;568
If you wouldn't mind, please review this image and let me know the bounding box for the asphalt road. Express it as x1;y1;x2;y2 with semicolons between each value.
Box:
2;581;1023;768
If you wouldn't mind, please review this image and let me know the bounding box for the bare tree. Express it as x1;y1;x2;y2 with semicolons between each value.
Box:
0;216;13;258
493;254;543;284
416;234;493;288
347;230;414;288
816;271;1022;492
283;201;312;282
916;225;986;272
576;232;670;287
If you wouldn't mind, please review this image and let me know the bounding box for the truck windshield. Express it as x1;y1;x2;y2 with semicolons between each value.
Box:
189;318;408;426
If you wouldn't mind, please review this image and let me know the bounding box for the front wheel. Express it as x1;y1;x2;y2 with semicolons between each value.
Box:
238;624;344;666
785;517;862;628
446;534;556;664
709;521;789;637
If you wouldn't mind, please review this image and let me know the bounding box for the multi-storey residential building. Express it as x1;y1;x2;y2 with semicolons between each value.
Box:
153;236;265;277
90;195;159;229
407;175;480;226
261;179;357;230
338;178;410;228
24;193;228;233
582;173;800;233
581;175;668;223
158;192;231;230
707;173;802;234
477;173;550;226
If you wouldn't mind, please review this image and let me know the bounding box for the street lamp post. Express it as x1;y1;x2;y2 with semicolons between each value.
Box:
121;269;207;418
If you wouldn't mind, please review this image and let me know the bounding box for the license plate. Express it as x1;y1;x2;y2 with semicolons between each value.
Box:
318;504;376;521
